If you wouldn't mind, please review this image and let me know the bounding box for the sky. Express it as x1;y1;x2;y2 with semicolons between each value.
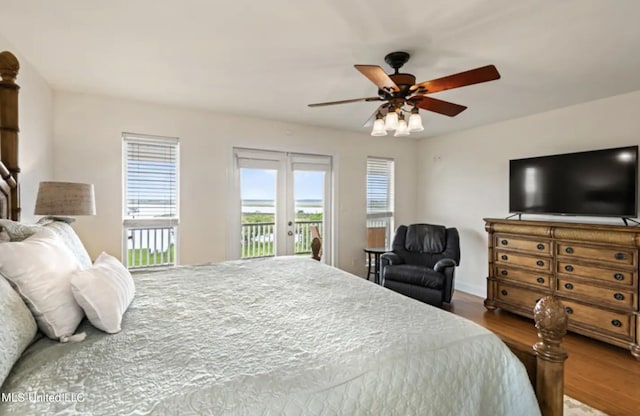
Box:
240;168;324;200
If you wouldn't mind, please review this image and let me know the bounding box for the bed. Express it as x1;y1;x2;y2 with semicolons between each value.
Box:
0;50;568;416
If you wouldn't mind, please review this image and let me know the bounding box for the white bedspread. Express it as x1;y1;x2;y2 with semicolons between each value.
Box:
0;257;540;415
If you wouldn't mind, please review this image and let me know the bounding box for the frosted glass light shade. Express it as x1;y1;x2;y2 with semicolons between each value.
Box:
408;112;424;132
35;182;96;216
394;119;410;137
384;111;398;130
371;118;387;136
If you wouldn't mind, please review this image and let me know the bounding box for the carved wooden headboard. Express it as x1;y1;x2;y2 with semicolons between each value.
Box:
0;51;20;221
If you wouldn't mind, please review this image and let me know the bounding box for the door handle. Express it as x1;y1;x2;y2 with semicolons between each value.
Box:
288;221;293;226
287;231;293;236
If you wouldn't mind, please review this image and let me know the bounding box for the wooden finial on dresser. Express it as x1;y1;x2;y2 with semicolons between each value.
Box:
533;296;569;416
0;51;20;82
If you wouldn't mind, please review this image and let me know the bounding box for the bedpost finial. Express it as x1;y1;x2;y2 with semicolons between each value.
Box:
533;296;568;362
0;51;20;82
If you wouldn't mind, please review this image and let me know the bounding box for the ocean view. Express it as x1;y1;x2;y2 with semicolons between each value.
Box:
242;199;323;214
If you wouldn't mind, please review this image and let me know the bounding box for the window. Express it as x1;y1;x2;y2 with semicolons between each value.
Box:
123;133;179;268
366;157;394;248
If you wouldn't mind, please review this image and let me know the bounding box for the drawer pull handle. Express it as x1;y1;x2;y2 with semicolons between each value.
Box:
614;293;625;301
565;265;574;272
564;283;574;290
501;290;508;296
614;273;624;281
501;270;508;276
565;307;573;314
615;252;626;260
537;243;545;250
501;255;508;261
612;319;622;328
565;247;574;254
536;260;544;267
501;239;508;245
536;277;545;284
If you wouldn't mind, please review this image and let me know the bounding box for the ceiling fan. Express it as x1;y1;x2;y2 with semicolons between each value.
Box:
308;51;501;136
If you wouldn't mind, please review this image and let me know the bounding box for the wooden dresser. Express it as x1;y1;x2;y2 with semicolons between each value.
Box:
484;218;640;359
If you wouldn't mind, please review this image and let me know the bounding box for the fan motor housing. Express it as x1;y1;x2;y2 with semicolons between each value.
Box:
389;73;416;88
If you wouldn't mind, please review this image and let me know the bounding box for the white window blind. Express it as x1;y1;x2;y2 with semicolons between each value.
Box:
124;134;179;220
367;158;394;217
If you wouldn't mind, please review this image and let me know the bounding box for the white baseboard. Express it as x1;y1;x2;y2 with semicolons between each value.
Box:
455;281;486;298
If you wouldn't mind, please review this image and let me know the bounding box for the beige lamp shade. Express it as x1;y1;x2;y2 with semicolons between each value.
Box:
34;181;96;216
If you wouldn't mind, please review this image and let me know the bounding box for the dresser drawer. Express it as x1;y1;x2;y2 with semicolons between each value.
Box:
495;267;551;289
562;299;632;339
557;243;635;266
495;235;551;254
496;283;544;310
557;261;636;287
495;250;551;272
557;278;636;310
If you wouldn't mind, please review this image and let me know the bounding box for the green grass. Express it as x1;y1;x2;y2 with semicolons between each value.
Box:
242;241;274;257
242;212;323;223
127;244;175;268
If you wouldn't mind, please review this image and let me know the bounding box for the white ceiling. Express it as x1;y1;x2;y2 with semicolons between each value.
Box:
1;0;640;138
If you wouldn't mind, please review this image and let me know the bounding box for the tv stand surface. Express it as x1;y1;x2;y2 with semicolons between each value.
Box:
622;217;640;227
484;218;640;359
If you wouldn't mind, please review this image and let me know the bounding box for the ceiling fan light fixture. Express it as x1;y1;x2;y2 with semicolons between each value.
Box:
408;108;424;133
371;113;387;136
384;108;398;131
308;54;501;137
394;113;410;137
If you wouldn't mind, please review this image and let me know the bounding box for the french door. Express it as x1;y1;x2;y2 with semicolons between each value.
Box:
230;148;332;263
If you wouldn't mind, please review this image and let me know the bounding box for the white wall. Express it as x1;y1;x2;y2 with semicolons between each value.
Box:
0;37;53;222
417;90;640;297
53;92;417;276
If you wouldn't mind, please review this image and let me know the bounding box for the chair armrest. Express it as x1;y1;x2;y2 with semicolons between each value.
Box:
434;258;457;272
380;252;404;268
434;258;458;304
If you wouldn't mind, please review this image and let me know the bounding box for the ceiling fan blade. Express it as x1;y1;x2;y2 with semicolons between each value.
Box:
410;65;501;93
354;65;400;92
412;96;467;117
363;103;390;128
308;96;381;107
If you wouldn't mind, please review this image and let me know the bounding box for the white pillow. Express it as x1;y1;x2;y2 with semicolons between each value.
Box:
71;252;135;334
0;228;84;340
38;219;92;270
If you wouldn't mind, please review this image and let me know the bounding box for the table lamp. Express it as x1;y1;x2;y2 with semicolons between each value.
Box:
34;181;96;217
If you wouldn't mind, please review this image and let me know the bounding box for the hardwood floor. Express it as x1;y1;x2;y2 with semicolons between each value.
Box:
449;291;640;416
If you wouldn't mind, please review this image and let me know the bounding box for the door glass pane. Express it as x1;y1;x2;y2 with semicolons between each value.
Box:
240;168;276;258
293;170;324;257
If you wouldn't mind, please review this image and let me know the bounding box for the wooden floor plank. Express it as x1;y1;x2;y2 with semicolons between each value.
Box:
449;291;640;416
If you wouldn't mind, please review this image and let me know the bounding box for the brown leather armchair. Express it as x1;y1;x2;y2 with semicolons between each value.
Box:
380;224;460;308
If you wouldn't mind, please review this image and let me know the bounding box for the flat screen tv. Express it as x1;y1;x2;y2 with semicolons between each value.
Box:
509;146;638;218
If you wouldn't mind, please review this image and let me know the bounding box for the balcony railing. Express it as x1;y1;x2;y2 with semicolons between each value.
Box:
241;221;323;258
126;226;176;269
241;222;275;258
125;221;322;266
